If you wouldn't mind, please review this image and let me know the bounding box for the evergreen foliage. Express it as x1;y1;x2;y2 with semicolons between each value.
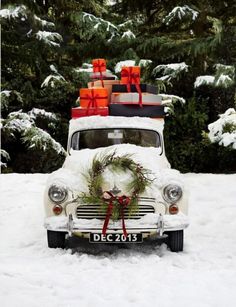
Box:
1;0;236;173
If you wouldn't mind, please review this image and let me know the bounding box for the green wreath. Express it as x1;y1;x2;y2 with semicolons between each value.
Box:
81;152;152;221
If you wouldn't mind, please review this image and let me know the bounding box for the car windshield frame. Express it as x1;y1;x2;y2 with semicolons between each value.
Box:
70;128;163;154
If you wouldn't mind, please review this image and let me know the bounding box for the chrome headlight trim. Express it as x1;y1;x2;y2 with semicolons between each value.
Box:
163;184;183;203
48;184;68;204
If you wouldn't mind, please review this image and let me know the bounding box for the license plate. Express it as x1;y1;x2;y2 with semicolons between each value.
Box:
89;233;143;243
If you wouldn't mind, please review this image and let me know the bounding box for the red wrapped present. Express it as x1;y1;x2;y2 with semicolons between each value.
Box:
92;59;107;87
71;107;108;118
120;66;142;106
80;88;108;108
92;59;106;73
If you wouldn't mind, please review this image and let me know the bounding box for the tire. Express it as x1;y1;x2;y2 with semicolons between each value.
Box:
47;230;66;249
167;230;184;252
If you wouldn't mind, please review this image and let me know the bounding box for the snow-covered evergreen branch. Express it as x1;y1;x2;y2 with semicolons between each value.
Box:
153;62;189;81
163;5;199;25
35;31;63;47
207;108;236;149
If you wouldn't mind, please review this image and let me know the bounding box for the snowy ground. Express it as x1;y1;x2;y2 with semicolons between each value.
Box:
0;173;236;307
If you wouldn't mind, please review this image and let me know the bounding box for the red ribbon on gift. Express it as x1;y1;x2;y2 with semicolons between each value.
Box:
102;191;131;237
80;89;108;115
121;67;142;107
92;59;106;87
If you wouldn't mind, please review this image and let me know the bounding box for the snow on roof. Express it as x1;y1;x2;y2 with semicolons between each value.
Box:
69;116;164;136
194;75;215;88
114;60;136;73
0;5;27;19
208;108;236;149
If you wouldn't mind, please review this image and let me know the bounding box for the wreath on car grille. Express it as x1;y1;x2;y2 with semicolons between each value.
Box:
81;151;152;236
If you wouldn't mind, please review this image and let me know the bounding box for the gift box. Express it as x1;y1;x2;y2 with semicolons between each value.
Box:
109;104;165;118
121;66;140;85
72;107;108;118
112;84;158;94
111;92;162;105
80;88;108;108
92;58;106;73
90;72;116;81
88;80;120;101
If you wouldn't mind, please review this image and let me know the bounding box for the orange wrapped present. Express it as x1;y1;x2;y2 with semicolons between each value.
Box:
80;88;108;108
88;80;120;102
92;59;106;73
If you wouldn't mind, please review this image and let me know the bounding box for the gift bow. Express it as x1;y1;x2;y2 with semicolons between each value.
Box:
80;89;107;115
102;191;131;237
93;60;106;71
121;67;142;107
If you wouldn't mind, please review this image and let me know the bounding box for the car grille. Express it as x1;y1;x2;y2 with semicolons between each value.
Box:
76;198;155;220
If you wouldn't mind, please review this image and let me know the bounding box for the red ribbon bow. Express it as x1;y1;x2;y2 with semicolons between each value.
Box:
102;191;131;237
121;67;142;107
80;89;108;115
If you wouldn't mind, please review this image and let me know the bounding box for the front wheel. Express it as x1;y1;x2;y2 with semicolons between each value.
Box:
47;230;66;248
166;230;184;252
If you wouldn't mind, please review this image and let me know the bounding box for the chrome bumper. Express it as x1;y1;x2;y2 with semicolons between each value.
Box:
44;213;189;238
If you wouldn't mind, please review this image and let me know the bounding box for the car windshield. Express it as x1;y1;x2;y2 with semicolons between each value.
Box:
71;128;161;150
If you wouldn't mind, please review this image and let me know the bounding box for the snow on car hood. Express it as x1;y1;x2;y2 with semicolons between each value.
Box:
47;144;184;199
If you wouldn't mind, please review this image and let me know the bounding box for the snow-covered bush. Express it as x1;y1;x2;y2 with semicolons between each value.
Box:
1;110;66;173
194;64;235;89
207;108;236;149
0;149;10;169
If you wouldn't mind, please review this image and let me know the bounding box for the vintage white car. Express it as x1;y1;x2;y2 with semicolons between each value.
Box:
44;116;189;252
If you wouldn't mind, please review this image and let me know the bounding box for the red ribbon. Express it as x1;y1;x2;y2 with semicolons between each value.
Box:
102;191;131;237
118;195;130;237
92;60;106;87
121;67;142;107
80;89;108;115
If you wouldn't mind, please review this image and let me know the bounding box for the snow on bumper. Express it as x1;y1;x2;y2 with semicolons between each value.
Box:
44;213;189;234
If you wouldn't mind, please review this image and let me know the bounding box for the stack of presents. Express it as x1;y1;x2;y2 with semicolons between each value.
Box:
72;59;165;119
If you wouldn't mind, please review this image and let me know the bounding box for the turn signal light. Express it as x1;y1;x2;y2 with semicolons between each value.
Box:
169;204;179;215
53;204;63;215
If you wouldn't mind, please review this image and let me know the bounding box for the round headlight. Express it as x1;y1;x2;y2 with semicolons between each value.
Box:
163;184;182;203
48;185;68;203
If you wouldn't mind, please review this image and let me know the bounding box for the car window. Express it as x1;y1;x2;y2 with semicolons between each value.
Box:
71;128;161;150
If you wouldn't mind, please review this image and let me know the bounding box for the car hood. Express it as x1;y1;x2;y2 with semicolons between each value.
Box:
46;144;184;200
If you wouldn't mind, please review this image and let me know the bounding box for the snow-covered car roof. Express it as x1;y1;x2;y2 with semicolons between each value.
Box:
69;116;164;136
